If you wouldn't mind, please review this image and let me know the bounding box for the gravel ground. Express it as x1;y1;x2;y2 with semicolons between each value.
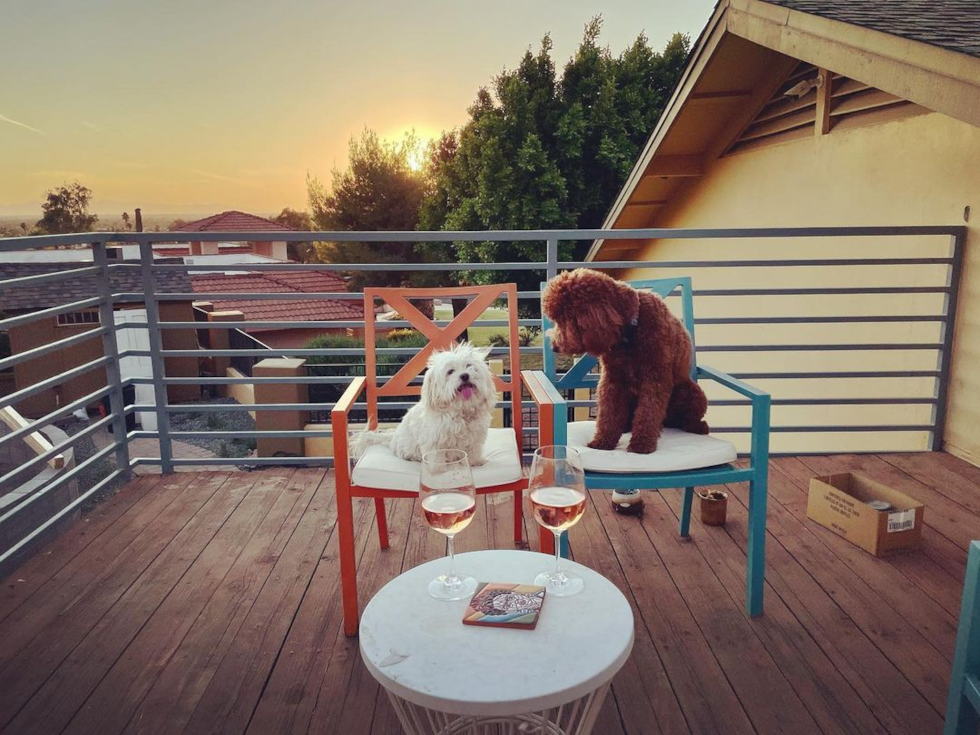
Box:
168;397;256;459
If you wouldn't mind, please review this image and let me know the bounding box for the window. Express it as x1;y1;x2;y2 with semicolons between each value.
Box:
56;311;100;327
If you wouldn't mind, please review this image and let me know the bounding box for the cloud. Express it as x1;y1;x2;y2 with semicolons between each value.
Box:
0;113;46;136
80;120;102;132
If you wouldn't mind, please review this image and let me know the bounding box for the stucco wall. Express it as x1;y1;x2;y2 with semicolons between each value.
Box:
613;112;979;461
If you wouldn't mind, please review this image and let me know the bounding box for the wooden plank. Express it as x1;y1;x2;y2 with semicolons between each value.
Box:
0;406;64;469
880;452;980;516
636;493;822;733
720;477;944;733
0;472;220;681
722;471;949;721
185;475;372;735
0;473;162;622
110;470;327;734
63;469;300;734
659;490;889;734
569;492;689;734
2;471;268;734
591;491;755;733
815;68;832;135
643;155;704;178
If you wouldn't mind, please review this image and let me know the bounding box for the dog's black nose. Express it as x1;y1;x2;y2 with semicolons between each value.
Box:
459;373;470;382
551;343;560;352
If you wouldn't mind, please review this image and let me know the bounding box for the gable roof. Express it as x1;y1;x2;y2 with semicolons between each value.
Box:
588;0;980;260
0;260;193;311
765;0;980;58
190;270;366;326
173;210;291;233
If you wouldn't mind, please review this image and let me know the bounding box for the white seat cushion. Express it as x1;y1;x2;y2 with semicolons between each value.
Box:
352;428;524;492
567;421;737;474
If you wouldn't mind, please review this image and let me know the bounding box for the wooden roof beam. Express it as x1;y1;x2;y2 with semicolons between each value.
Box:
642;156;705;178
689;90;753;103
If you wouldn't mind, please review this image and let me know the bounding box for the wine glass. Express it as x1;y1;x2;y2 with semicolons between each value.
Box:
420;449;478;600
528;445;587;597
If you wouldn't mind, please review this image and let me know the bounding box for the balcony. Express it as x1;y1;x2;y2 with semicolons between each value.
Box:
0;225;972;733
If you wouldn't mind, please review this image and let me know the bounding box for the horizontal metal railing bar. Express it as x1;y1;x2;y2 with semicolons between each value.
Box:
0;265;101;289
133;430;330;440
0;468;125;568
0;356;111;411
136;403;334;412
695;315;945;324
0;441;118;525
143;262;548;273
106;225;963;244
0;385;114;450
690;286;951;296
0;414;116;489
697;343;942;352
571;258;953;269
722;370;942;379
0;233;103;251
140;347;538;359
118;319;540;330
131;456;331;467
0;296;105;331
713;425;934;433
0;326;108;372
125;291;546;302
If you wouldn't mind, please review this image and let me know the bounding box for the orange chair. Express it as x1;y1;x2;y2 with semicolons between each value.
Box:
332;284;559;636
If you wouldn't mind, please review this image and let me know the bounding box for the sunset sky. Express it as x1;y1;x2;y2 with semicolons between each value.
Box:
0;0;713;217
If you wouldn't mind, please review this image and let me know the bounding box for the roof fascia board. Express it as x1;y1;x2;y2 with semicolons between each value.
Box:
731;0;980;127
587;1;730;261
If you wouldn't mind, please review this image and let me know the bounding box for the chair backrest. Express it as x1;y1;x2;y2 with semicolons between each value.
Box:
362;284;522;448
541;276;696;389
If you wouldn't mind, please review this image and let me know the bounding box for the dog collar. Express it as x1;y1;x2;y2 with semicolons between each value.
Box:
620;314;639;347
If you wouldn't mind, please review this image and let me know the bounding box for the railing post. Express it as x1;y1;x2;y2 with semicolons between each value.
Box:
546;237;558;280
139;241;174;473
932;227;967;452
93;239;131;476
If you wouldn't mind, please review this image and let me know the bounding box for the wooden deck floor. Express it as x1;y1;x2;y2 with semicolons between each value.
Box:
1;452;978;734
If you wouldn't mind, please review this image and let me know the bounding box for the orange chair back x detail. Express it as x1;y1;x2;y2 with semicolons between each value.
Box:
331;284;527;635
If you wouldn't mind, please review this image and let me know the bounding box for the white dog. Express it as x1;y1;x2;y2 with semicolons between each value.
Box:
353;342;497;464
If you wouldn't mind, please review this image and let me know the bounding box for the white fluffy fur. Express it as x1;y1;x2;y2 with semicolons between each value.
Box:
352;342;497;464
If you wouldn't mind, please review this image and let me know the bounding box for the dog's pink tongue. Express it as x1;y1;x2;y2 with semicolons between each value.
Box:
460;385;475;400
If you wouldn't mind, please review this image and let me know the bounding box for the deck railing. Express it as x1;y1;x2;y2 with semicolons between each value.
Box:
0;224;967;569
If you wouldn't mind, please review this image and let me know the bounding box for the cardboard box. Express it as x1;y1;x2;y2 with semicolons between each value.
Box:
806;472;924;556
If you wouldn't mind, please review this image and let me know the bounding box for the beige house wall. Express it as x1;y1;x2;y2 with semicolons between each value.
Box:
613;112;979;461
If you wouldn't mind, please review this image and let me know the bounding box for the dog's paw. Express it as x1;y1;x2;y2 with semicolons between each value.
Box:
587;436;619;451
626;437;658;454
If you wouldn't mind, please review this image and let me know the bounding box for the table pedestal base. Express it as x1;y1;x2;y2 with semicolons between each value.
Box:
385;683;611;735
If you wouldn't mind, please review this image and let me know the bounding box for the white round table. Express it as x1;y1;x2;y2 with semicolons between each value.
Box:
359;550;634;735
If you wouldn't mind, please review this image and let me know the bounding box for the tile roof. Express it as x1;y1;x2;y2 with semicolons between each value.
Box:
172;210;293;233
190;270;365;324
765;0;980;58
0;260;193;311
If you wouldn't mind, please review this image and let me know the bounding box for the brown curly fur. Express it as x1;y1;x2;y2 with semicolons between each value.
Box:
543;269;709;454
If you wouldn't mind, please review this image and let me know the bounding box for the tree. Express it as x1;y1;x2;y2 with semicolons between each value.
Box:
272;207;316;262
121;212;131;230
168;218;189;230
418;19;690;307
36;182;99;234
307;128;430;288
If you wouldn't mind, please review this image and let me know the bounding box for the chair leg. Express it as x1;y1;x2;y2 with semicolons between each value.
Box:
375;497;389;550
679;487;695;538
539;526;555;555
337;481;360;636
513;490;523;545
746;473;768;617
945;543;980;735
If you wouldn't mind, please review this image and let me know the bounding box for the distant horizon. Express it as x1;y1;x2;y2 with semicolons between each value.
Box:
1;1;713;215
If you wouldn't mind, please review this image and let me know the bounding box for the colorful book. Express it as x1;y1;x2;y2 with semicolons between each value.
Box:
462;582;546;630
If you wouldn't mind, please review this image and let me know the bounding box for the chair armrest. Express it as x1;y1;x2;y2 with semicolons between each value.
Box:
522;370;566;408
331;376;367;419
697;365;769;403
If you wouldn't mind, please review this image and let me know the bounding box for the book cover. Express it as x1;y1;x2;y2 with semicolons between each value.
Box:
462;582;546;630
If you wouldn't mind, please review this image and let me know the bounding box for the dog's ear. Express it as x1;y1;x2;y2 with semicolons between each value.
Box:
474;345;493;362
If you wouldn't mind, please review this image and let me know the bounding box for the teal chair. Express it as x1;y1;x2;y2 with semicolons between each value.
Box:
945;541;980;734
530;277;771;616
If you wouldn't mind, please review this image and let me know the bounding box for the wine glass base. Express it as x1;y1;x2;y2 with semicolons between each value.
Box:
534;570;584;597
428;574;478;601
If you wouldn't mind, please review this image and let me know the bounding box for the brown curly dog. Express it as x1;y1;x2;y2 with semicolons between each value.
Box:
543;269;709;454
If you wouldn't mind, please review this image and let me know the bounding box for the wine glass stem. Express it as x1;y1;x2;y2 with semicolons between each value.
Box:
447;533;458;585
553;531;563;577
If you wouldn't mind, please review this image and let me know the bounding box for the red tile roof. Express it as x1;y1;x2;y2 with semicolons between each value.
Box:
190;270;364;324
173;210;293;233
